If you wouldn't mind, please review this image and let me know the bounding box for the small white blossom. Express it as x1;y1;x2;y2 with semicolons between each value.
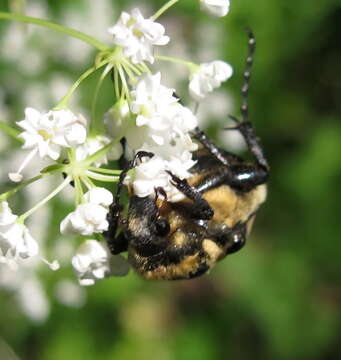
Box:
0;201;18;227
83;187;113;208
60;203;109;236
0;223;39;266
9;108;87;182
60;187;112;236
124;73;200;199
131;72;177;131
189;60;233;101
72;240;111;286
129;73;198;147
18;108;87;159
75;136;122;167
108;8;170;64
130;156;171;198
200;0;230;17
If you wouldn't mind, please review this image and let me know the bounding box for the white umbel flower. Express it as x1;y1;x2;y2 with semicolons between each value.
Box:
60;204;109;236
72;240;111;286
124;73;200;199
0;223;39;264
131;156;171;198
131;72;177;131
0;201;18;227
60;187;113;236
189;60;233;101
83;187;113;208
108;8;170;64
200;0;230;17
9;108;87;182
18;108;87;159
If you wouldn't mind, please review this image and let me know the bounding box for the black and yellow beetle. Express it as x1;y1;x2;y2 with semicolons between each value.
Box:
105;30;269;280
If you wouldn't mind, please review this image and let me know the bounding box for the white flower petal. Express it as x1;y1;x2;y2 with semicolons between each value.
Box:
83;187;113;208
108;9;169;64
189;60;233;101
200;0;230;17
0;202;18;226
72;240;111;286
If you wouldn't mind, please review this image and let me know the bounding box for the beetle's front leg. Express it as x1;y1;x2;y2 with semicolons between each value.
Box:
105;151;154;254
166;171;214;220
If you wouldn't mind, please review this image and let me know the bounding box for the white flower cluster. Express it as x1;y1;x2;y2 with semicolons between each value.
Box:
108;8;169;64
9;108;87;182
189;61;233;101
1;0;235;288
71;240;111;286
72;240;130;286
0;201;58;270
61;187;113;236
108;72;199;199
0;201;38;268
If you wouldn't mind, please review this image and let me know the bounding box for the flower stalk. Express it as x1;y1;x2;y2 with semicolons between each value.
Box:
0;12;109;51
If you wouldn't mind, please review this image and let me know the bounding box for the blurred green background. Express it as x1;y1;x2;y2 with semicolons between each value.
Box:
0;0;341;359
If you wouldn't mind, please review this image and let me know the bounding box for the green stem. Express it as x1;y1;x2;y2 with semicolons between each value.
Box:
156;55;196;69
138;62;151;74
0;12;109;51
117;64;130;101
85;171;119;183
113;66;120;100
0;120;22;142
82;137;121;166
122;59;142;76
0;174;43;202
20;175;71;221
90;63;113;135
74;176;84;205
88;167;122;175
81;176;95;189
122;62;136;82
55;60;108;109
151;0;179;21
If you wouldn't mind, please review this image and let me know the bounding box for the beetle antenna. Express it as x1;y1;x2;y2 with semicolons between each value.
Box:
241;28;256;123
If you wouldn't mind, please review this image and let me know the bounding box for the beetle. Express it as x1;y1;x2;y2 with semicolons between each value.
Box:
104;30;269;280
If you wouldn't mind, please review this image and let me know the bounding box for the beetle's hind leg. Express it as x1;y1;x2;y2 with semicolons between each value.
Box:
104;151;154;254
225;30;269;170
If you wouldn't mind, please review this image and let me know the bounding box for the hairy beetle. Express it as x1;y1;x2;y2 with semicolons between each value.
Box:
105;30;269;280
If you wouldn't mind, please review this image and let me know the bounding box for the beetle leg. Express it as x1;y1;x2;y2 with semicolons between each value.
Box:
195;163;267;194
105;151;154;254
208;222;247;255
192;127;235;166
225;30;269;170
107;232;128;255
166;171;214;220
224;119;269;170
